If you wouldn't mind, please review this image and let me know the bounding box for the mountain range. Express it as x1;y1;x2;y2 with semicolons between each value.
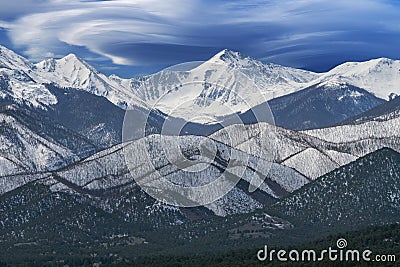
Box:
0;44;400;265
1;45;399;130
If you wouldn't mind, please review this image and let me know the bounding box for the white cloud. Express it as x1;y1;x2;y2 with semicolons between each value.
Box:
3;0;201;63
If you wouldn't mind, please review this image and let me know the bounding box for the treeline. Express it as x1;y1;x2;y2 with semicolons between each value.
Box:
122;223;400;267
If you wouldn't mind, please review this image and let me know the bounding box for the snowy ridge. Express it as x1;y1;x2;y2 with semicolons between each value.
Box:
272;148;400;227
0;46;57;109
52;134;308;216
1;45;400;124
313;58;400;100
0;45;34;72
0;45;146;111
1;134;308;217
0;77;58;109
0;104;97;178
209;49;319;95
211;110;400;180
125;53;400;123
35;54;146;109
128;49;319;122
304;112;400;144
4;107;398;215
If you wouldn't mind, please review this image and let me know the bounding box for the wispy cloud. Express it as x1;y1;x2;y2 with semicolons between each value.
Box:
1;0;400;72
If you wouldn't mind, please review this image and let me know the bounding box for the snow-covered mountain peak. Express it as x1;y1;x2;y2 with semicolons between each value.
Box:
367;57;395;66
317;57;400;100
56;53;99;73
205;49;277;72
36;55;99;90
208;49;245;65
57;53;98;73
63;53;79;60
205;49;318;78
2;44;399;124
129;49;321;122
36;52;109;85
0;45;147;110
35;53;147;109
329;57;397;74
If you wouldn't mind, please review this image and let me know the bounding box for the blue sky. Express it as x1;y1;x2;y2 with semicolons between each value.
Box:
1;0;400;77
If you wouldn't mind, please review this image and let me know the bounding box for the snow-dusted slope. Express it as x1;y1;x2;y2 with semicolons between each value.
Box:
269;81;385;130
304;115;400;144
342;96;400;125
0;45;34;72
211;110;400;180
272;148;400;227
0;76;57;109
53;134;307;216
1;133;308;216
5;107;397;215
0;105;88;177
314;58;400;100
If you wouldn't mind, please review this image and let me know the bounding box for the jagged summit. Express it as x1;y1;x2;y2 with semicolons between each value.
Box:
36;58;56;72
206;49;280;70
209;49;244;64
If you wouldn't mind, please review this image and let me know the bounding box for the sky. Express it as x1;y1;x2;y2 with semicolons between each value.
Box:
0;0;400;77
